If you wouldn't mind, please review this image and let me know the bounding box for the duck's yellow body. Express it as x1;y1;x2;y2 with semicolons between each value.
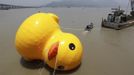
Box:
15;13;83;70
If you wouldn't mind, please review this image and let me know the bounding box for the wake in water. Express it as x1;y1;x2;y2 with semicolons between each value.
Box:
62;27;91;36
61;27;83;31
82;31;89;35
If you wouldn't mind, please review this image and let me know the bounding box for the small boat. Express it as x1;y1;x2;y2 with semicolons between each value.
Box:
101;0;134;30
85;22;93;31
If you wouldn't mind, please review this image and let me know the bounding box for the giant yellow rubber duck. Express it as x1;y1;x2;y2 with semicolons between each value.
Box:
15;12;83;70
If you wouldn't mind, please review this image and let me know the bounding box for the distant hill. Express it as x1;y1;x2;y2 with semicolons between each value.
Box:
0;3;39;10
45;0;119;7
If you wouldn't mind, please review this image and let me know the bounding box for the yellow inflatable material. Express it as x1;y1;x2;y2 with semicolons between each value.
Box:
15;12;83;70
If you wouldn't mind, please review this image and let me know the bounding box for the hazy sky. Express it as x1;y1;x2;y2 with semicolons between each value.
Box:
0;0;58;6
0;0;129;6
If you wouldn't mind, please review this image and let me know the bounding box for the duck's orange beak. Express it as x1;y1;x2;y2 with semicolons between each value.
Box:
48;42;59;60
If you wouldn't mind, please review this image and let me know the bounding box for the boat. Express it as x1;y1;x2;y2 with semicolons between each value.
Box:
85;22;93;31
101;0;134;30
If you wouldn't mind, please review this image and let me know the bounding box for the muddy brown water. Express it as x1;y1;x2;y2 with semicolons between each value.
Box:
0;7;134;75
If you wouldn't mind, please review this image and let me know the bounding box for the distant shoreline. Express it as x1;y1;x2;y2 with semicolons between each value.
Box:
0;4;39;10
0;3;128;11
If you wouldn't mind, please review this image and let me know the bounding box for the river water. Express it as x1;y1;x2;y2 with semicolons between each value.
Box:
0;7;134;75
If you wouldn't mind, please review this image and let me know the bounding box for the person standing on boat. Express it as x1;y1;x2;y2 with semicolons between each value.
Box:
115;15;121;23
111;14;115;22
120;14;127;23
107;14;115;22
107;14;112;22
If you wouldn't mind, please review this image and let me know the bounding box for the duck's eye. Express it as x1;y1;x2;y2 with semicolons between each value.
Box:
69;43;75;50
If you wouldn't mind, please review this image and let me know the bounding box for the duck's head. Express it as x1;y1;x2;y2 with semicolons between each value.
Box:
43;31;83;71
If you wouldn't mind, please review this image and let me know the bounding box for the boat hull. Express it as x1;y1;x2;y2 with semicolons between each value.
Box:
101;20;134;30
